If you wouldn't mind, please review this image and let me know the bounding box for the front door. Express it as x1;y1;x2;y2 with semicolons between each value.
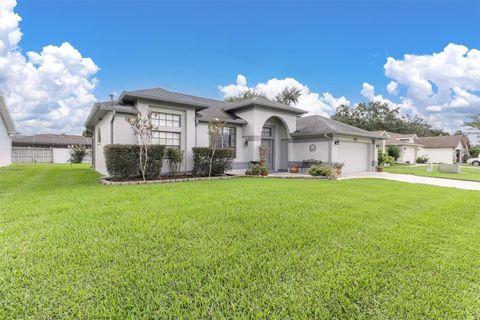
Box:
261;139;273;170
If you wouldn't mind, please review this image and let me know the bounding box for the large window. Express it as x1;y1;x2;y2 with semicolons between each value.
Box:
262;127;272;137
153;131;181;148
221;127;236;148
152;112;181;128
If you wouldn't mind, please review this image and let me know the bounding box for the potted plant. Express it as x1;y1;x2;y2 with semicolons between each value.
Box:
259;145;268;167
377;150;386;172
334;162;344;176
259;165;269;176
290;163;299;173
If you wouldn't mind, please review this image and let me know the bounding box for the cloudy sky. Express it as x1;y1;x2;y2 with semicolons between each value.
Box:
1;0;479;140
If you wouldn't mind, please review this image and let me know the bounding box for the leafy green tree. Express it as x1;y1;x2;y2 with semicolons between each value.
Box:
332;101;448;136
275;87;302;105
225;90;266;102
470;145;480;158
465;113;480;130
387;145;401;161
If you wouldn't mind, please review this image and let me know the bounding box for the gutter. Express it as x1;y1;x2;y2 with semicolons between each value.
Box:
110;110;116;144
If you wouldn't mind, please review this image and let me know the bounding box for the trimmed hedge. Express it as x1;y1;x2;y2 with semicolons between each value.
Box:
192;147;235;176
104;144;165;180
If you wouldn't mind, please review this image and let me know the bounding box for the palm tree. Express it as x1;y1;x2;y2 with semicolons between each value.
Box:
275;87;302;105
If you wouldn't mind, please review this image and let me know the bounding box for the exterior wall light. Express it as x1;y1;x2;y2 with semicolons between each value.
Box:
334;140;340;145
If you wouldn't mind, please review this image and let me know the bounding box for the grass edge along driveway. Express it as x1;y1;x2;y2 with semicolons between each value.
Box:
384;164;480;182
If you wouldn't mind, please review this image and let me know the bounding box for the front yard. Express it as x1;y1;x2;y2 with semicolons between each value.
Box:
384;164;480;182
1;164;480;318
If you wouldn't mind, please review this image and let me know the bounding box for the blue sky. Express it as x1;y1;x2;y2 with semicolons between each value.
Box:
2;0;479;136
16;0;479;101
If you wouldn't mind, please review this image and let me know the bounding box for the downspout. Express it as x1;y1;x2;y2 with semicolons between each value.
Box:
324;133;332;165
110;111;116;144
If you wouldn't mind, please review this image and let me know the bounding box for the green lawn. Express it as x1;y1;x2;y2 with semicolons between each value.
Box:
384;164;480;182
1;164;480;319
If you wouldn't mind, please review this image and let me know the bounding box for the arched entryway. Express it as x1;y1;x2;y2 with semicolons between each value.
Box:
261;116;290;171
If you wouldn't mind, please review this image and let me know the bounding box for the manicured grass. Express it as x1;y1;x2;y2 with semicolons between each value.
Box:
384;164;480;182
1;164;480;319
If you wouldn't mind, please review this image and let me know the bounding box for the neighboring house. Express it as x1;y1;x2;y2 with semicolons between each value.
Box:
374;131;422;164
12;134;92;164
84;87;384;175
0;96;16;167
416;135;468;164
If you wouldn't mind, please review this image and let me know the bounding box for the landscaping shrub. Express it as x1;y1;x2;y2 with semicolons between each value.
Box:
384;155;395;166
69;145;87;163
145;145;166;180
166;148;184;176
308;165;335;177
378;150;387;166
417;155;429;164
104;144;165;179
104;145;139;179
192;147;235;176
387;145;401;160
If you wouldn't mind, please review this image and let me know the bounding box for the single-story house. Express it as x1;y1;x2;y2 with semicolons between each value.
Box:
374;131;422;164
416;135;468;164
0;96;16;167
12;134;92;164
84;87;384;175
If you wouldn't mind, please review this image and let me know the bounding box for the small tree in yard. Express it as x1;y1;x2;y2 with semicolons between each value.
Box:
387;145;401;161
208;118;226;177
129;112;154;181
69;145;87;163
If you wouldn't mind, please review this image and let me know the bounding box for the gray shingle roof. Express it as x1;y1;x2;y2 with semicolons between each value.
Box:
415;135;466;148
224;96;307;115
293;115;384;139
12;134;91;147
120;88;224;109
117;87;305;124
84;101;138;130
0;96;15;134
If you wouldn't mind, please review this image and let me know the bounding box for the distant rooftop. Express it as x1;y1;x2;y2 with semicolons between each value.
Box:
12;134;91;147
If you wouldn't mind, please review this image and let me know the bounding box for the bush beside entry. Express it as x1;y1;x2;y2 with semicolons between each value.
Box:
308;165;335;178
192;147;235;176
104;144;165;180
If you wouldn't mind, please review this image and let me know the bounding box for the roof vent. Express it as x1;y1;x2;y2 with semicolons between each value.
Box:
109;94;115;102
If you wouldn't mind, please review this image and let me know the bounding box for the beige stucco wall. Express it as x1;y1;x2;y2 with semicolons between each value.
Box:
0;117;12;167
418;147;455;164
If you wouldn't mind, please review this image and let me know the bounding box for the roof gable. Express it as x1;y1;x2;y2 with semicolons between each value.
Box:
293;115;384;139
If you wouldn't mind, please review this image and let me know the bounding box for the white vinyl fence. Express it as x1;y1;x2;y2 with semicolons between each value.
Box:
13;147;53;163
12;147;92;164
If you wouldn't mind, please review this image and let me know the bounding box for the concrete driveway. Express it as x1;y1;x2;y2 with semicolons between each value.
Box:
340;172;480;191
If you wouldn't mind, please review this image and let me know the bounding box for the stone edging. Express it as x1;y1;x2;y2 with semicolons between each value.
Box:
100;176;234;185
100;174;337;185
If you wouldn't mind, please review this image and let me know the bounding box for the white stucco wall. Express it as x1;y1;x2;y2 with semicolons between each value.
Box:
0;115;12;167
291;139;330;162
418;147;455;164
93;112;113;175
398;146;417;164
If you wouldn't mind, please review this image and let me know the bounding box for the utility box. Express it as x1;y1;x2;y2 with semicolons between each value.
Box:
438;163;461;174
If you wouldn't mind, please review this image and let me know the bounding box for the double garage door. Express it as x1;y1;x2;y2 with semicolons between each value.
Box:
338;142;370;174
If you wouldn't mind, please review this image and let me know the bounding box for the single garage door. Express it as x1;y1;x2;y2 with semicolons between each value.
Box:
338;142;369;173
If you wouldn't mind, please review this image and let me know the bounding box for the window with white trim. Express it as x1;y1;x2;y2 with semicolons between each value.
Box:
153;131;181;149
152;112;181;128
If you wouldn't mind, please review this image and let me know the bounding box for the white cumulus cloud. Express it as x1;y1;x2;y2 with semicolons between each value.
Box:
0;0;99;134
219;74;349;116
384;43;480;130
